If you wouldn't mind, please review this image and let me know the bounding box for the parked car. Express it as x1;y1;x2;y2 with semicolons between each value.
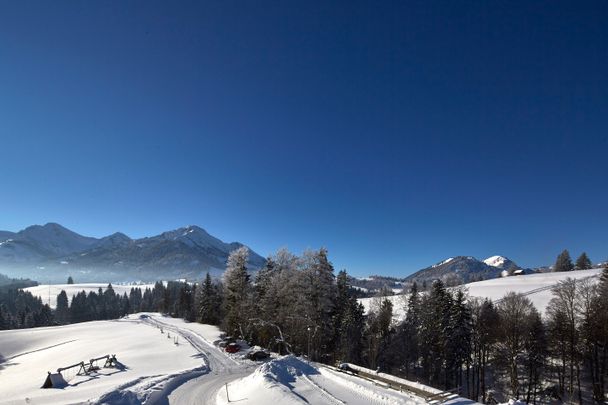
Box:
246;350;270;361
337;363;358;375
218;336;236;348
225;343;240;353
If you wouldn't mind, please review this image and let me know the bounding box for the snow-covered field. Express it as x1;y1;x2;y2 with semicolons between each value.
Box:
24;283;156;308
465;268;602;313
0;314;205;404
359;268;604;321
0;313;479;405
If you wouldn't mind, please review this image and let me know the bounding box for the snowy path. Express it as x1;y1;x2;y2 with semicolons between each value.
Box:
1;313;477;404
136;315;257;405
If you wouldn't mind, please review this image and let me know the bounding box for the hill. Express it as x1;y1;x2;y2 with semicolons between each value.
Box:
404;255;515;286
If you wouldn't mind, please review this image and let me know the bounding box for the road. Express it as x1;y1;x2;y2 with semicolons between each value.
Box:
139;315;256;405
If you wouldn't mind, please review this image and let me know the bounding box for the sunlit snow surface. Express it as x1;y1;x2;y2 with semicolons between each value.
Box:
0;314;205;405
0;313;479;405
24;283;156;308
359;268;603;321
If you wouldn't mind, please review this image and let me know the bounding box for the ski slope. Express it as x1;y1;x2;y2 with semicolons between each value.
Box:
0;313;479;405
359;268;604;321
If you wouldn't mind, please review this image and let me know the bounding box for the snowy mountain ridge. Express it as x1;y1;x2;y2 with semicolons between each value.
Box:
0;223;265;282
405;255;520;285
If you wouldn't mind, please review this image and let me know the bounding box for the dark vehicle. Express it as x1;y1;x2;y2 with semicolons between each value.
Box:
225;343;240;353
247;350;270;361
337;363;358;375
218;336;236;348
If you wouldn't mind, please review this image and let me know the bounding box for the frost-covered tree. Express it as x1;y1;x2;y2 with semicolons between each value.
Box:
523;307;547;404
222;246;251;337
547;278;582;402
295;248;337;361
496;292;536;398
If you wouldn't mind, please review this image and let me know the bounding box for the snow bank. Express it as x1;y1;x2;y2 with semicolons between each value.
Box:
216;356;314;404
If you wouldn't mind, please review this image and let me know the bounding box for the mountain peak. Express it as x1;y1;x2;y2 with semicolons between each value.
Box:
483;255;515;269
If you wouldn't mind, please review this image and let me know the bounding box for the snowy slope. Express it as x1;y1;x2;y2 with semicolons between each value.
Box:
0;313;477;405
0;314;205;405
24;283;156;308
465;268;603;313
360;268;604;321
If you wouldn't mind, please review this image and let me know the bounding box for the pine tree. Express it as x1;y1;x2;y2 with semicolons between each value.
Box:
297;248;337;361
55;290;70;324
196;272;221;325
222;246;251;338
554;249;574;272
67;276;74;284
575;252;592;270
402;282;421;378
449;289;472;392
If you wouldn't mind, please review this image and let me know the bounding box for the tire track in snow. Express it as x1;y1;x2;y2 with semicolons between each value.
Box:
6;339;77;360
300;373;346;405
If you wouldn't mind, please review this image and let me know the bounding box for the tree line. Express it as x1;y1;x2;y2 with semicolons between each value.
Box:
2;247;607;403
194;247;608;403
0;276;52;329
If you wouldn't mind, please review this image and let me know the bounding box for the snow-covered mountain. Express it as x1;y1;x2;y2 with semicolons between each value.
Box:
483;255;518;271
0;223;265;282
405;255;519;285
0;223;98;262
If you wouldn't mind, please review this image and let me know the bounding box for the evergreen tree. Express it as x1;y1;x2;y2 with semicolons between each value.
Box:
401;282;421;378
297;248;337;361
222;246;251;337
67;276;74;284
55;290;70;324
196;272;221;325
449;289;472;392
575;252;592;270
554;249;574;272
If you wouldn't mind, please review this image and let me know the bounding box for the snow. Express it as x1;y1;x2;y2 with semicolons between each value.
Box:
0;314;206;405
483;255;507;268
432;257;454;268
24;283;156;308
465;268;603;314
0;313;476;405
217;356;475;405
358;268;604;321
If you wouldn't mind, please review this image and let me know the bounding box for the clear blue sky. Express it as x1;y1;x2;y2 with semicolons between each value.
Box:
1;1;607;276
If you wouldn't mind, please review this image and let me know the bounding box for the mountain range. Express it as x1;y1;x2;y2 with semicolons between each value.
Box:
404;255;520;285
0;223;265;282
